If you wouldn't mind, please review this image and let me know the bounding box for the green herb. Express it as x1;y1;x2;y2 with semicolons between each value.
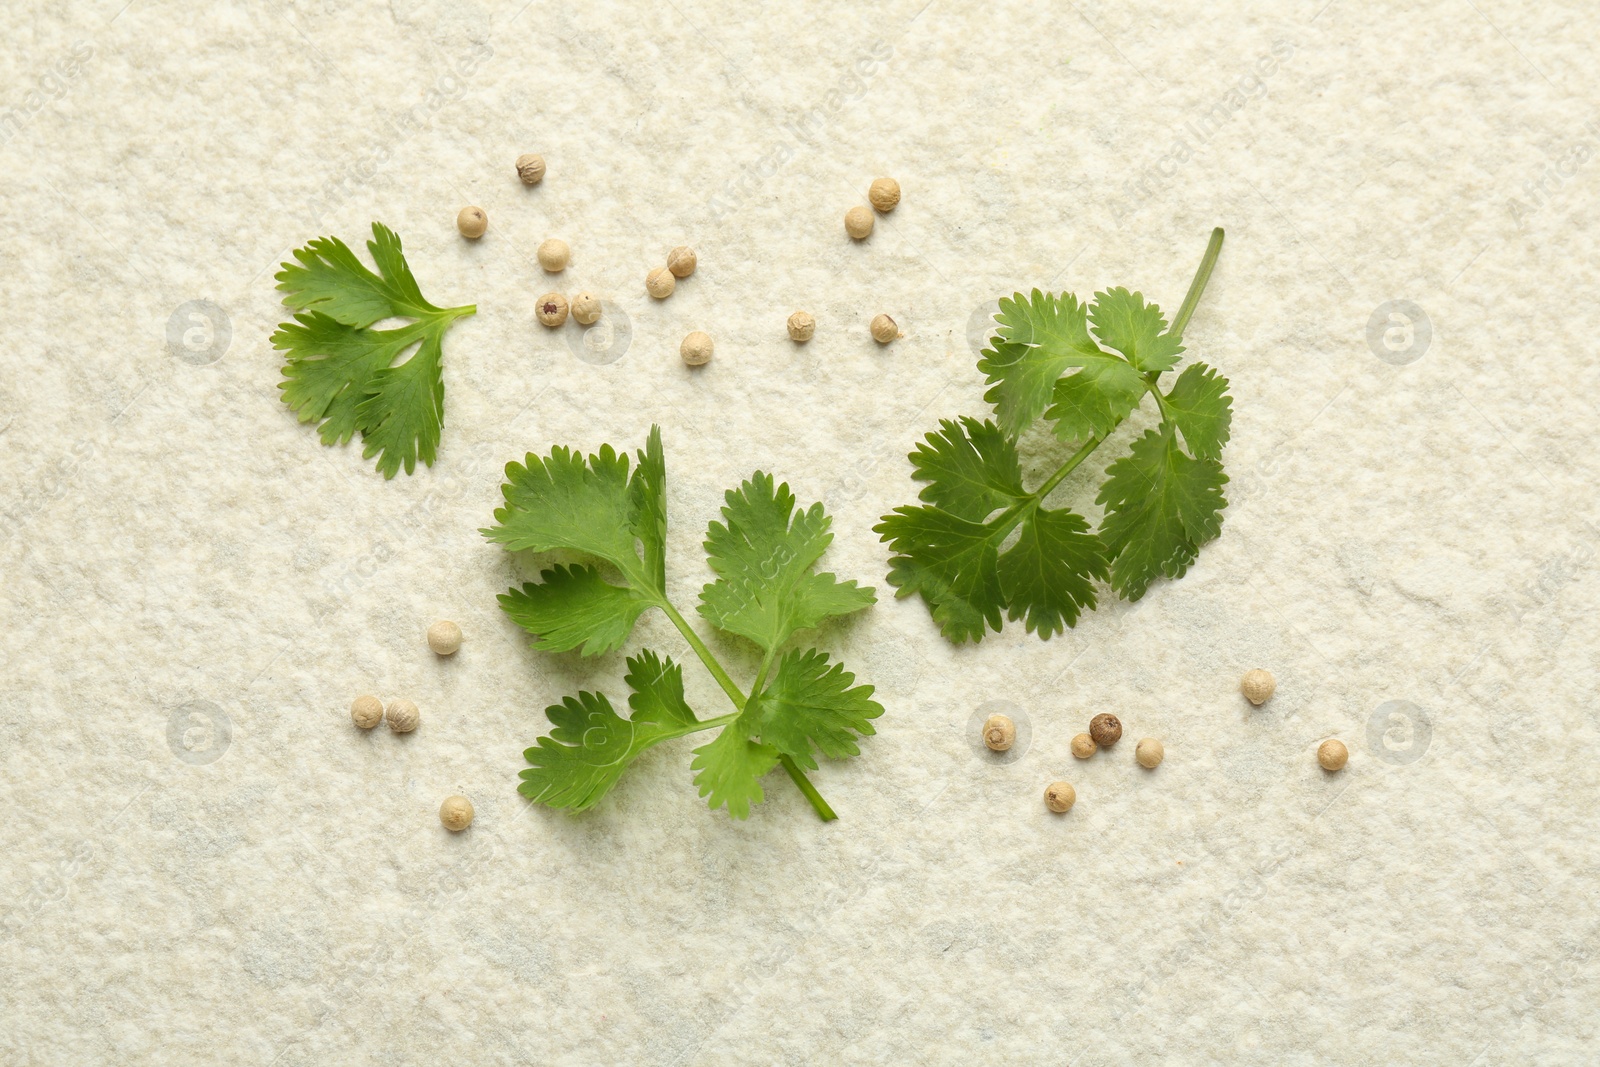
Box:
483;428;880;820
273;222;476;478
876;228;1230;642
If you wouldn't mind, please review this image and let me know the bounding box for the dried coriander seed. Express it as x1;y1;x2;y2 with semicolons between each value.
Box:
1071;733;1096;759
868;176;901;213
667;246;697;278
571;292;601;325
982;713;1015;752
787;311;815;342
1044;781;1076;813
1317;738;1349;771
536;293;569;327
439;795;474;831
1135;737;1164;768
870;313;899;344
537;238;570;272
1089;713;1122;747
515;153;546;185
1241;669;1276;705
845;205;874;239
456;206;487;239
386;698;420;733
350;695;384;730
680;331;713;367
427;620;462;656
646;267;676;299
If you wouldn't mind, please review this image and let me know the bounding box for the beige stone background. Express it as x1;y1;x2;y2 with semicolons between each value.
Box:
3;0;1598;1063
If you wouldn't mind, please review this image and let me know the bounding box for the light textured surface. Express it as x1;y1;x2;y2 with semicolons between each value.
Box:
3;1;1599;1064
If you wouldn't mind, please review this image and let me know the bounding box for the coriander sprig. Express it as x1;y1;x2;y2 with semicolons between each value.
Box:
484;428;880;821
876;228;1231;642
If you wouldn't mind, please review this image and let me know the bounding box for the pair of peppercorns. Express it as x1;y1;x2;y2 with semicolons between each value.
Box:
844;176;901;240
1241;668;1350;772
453;152;549;238
350;695;420;733
784;311;899;345
646;245;697;299
536;291;601;328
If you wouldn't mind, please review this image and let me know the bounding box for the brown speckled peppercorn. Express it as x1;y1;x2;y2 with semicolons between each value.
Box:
1089;713;1122;747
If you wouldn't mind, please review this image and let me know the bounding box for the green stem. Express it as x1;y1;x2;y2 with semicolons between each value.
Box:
1031;434;1106;504
779;755;838;821
657;601;838;822
1170;227;1224;340
659;601;747;708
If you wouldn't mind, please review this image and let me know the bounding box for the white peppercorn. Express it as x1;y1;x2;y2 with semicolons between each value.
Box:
386;698;419;733
427;620;462;656
868;177;901;213
1317;738;1349;771
537;238;570;272
350;695;384;730
1241;669;1276;705
536;293;569;327
870;313;899;344
845;205;874;239
1071;733;1096;759
982;713;1015;752
515;153;546;185
667;246;697;278
1136;737;1164;768
440;795;474;831
456;206;487;239
787;311;815;342
571;292;601;325
680;331;713;367
646;267;675;299
1044;781;1076;813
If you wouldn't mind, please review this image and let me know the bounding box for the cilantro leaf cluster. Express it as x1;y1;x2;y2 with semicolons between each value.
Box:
877;229;1231;642
484;428;880;820
273;222;476;478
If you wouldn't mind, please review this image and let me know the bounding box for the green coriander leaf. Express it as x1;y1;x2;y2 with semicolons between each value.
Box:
699;472;875;652
631;426;668;589
754;648;882;771
273;222;473;478
690;717;780;820
876;504;1005;643
1043;357;1147;442
483;443;644;578
904;417;1027;522
996;505;1108;637
624;650;700;729
877;416;1034;642
1089;287;1184;373
1096;425;1227;600
275;314;411;446
1162;362;1233;462
518;662;705;812
354;330;444;478
979;291;1099;434
498;564;652;656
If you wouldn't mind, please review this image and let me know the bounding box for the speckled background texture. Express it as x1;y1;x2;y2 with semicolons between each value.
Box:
4;1;1598;1063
